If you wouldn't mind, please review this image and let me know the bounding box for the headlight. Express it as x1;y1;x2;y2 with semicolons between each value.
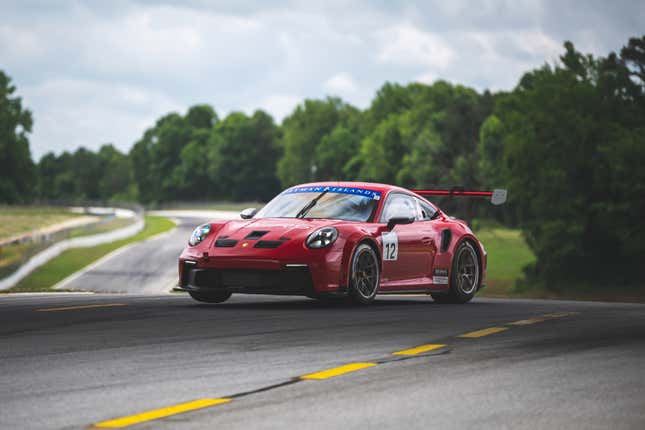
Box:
189;224;212;246
306;227;338;249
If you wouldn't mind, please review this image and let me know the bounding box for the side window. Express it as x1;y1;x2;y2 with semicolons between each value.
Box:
416;198;437;221
379;194;418;222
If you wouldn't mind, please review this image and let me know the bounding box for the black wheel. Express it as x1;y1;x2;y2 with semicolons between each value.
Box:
348;244;380;305
189;291;232;303
431;241;480;304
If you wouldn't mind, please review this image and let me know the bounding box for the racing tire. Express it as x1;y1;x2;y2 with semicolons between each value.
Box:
348;244;380;305
189;291;232;303
431;241;480;304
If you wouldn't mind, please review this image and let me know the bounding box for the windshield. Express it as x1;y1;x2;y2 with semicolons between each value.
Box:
256;187;380;222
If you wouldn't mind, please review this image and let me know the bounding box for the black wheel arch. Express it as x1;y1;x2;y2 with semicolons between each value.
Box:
454;237;484;291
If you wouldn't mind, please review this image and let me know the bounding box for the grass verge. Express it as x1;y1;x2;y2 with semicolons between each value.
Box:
6;216;175;293
474;226;535;298
67;217;135;238
0;217;137;280
512;283;645;303
0;206;84;242
475;225;645;303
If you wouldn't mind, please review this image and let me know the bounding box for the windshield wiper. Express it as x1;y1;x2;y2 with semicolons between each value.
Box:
296;189;328;218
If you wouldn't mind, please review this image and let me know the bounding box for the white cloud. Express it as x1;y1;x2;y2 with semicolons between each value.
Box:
324;72;358;95
253;94;301;122
415;72;437;85
515;31;562;58
0;0;641;159
81;5;264;78
376;23;456;69
456;29;562;90
22;78;182;157
0;25;43;62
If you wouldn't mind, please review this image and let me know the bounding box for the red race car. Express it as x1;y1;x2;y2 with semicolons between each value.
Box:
175;182;506;305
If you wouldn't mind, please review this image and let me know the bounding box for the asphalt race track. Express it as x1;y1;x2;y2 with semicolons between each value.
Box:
1;216;644;429
59;217;208;294
2;294;645;429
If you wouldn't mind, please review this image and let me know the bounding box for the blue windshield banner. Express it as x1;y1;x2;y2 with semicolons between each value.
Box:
283;186;381;200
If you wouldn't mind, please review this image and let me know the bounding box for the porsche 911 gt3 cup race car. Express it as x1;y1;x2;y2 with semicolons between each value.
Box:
175;182;506;304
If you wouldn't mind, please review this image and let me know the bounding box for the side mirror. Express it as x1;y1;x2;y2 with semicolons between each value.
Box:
387;216;414;230
240;208;258;219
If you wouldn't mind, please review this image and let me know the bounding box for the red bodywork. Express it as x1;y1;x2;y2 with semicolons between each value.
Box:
178;182;487;297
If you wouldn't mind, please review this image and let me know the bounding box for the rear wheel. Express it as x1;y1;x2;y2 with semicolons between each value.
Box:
348;244;380;305
431;241;480;304
189;291;232;303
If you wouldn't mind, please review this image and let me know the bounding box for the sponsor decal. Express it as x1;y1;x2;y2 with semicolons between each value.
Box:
258;223;311;230
433;268;449;284
381;231;398;261
283;186;381;200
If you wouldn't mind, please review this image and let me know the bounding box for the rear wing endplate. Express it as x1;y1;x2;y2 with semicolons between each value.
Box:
412;188;507;205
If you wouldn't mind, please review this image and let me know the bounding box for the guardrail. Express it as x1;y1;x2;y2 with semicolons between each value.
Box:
0;206;144;291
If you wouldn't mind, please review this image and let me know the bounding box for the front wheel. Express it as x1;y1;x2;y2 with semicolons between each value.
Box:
189;291;232;303
431;241;480;304
348;244;380;305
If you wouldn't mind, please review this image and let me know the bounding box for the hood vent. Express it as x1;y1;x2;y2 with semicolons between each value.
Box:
244;230;269;240
254;240;283;249
215;238;238;247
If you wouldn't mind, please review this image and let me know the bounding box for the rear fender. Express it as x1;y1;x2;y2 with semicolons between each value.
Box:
438;228;486;290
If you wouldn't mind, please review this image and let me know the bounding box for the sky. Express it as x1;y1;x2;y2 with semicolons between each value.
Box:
2;0;644;160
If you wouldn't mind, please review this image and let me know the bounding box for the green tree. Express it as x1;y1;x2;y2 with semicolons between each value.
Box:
37;152;69;201
186;104;218;130
208;110;281;201
364;82;415;129
71;147;101;199
477;114;506;189
356;112;414;183
96;144;136;201
354;80;492;193
494;38;645;286
0;70;35;203
130;105;217;203
277;97;357;186
396;126;444;187
171;128;213;200
314;125;361;181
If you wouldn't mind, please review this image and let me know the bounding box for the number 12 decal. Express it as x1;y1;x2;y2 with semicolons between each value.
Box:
381;232;398;261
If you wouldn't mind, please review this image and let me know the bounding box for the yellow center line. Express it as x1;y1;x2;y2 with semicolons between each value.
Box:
508;317;546;326
36;303;128;312
458;326;508;338
93;398;232;428
300;362;377;380
392;343;446;356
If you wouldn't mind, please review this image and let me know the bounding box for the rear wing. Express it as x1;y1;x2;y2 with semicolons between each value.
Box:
412;188;508;205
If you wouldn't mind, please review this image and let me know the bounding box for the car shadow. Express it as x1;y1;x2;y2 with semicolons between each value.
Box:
186;296;446;311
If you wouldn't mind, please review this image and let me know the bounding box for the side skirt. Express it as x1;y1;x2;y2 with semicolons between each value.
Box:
377;289;443;295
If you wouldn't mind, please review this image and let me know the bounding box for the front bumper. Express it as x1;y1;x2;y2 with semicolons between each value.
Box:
176;261;323;296
177;246;347;297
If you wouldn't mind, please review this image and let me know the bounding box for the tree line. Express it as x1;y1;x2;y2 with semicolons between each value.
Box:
1;35;644;288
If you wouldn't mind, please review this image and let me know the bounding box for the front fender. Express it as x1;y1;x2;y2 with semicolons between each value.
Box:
338;228;383;288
